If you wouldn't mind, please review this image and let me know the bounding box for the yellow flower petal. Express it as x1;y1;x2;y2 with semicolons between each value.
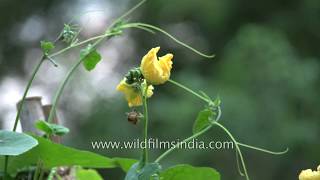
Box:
299;165;320;180
145;84;154;97
116;79;154;107
140;47;173;85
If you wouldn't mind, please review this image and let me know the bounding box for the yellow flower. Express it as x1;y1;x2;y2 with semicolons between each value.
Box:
116;79;154;107
140;47;173;85
299;165;320;180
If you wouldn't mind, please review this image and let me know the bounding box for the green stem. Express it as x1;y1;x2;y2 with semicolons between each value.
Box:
46;58;81;123
108;0;147;29
213;122;249;180
3;156;8;180
120;23;215;59
48;32;119;58
237;142;289;155
4;57;45;180
128;25;156;34
168;79;209;103
155;124;213;163
235;149;245;176
47;167;57;180
38;168;45;180
141;83;149;167
13;57;45;131
33;159;43;180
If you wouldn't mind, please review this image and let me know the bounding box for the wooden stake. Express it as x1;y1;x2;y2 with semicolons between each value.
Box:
17;96;45;135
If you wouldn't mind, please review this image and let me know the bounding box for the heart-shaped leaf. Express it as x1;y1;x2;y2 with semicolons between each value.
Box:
80;44;102;71
192;109;215;134
0;130;38;156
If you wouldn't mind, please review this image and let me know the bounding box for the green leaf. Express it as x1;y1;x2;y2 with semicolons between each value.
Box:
160;164;220;180
125;162;161;180
35;121;51;134
0;130;38;156
0;135;117;175
40;41;55;54
192;109;215;134
80;44;102;71
35;120;69;136
76;167;103;180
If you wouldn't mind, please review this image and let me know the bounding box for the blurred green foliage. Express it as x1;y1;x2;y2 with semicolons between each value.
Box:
0;0;319;179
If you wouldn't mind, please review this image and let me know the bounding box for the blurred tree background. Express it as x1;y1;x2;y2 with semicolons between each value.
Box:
0;0;319;179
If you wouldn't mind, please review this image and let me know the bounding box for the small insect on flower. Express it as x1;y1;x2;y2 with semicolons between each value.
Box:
126;109;143;125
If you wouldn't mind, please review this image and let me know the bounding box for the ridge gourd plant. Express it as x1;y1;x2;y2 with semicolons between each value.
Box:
0;0;288;179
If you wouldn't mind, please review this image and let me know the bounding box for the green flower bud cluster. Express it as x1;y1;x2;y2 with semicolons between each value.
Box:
61;24;77;44
125;67;144;84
